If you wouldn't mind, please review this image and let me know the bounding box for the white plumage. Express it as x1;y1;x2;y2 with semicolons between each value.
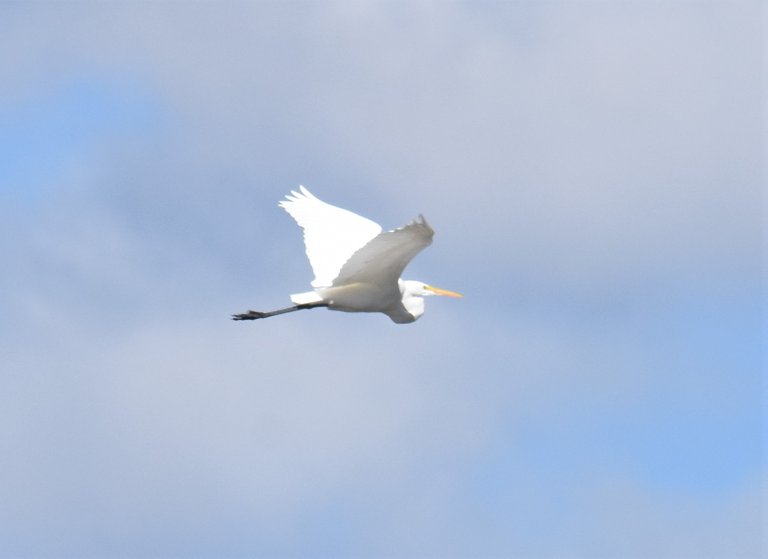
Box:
279;186;382;288
233;186;461;324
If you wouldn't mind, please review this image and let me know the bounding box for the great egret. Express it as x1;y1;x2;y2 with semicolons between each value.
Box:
233;186;462;324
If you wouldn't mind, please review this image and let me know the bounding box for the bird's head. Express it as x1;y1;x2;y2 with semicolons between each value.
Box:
400;280;463;321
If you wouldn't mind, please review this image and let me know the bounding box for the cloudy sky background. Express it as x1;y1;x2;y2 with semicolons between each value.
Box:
0;1;763;557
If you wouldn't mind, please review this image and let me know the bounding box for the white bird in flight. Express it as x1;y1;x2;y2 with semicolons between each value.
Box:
233;186;462;324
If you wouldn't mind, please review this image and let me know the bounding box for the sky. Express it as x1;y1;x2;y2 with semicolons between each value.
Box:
0;1;764;557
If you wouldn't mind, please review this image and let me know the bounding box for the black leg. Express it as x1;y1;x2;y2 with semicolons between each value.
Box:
232;302;328;321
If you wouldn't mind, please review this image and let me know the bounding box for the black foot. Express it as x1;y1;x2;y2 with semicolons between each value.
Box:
232;310;268;321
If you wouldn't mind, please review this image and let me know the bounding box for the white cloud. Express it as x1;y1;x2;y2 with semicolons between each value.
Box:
0;1;762;557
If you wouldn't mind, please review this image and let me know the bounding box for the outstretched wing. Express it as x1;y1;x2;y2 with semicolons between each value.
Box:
279;186;382;287
332;215;434;288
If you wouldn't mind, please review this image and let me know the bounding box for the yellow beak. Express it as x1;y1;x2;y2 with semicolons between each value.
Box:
426;285;463;298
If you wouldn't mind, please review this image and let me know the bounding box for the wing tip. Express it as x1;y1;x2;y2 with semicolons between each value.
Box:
400;213;433;232
279;185;314;209
414;214;434;241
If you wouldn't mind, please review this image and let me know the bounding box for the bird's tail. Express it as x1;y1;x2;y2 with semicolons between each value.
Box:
290;291;324;305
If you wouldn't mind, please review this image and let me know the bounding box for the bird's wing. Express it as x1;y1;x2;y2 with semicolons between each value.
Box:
333;215;434;288
279;186;382;287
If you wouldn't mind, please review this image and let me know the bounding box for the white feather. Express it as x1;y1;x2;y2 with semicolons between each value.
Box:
279;186;382;287
289;290;324;305
227;186;461;324
332;215;433;287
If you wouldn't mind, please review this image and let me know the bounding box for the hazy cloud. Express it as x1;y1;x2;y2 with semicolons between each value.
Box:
0;1;762;557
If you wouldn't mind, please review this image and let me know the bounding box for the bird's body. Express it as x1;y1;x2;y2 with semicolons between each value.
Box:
233;186;461;324
293;279;427;323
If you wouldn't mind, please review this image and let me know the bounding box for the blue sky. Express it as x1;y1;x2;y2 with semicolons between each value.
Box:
0;2;763;557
